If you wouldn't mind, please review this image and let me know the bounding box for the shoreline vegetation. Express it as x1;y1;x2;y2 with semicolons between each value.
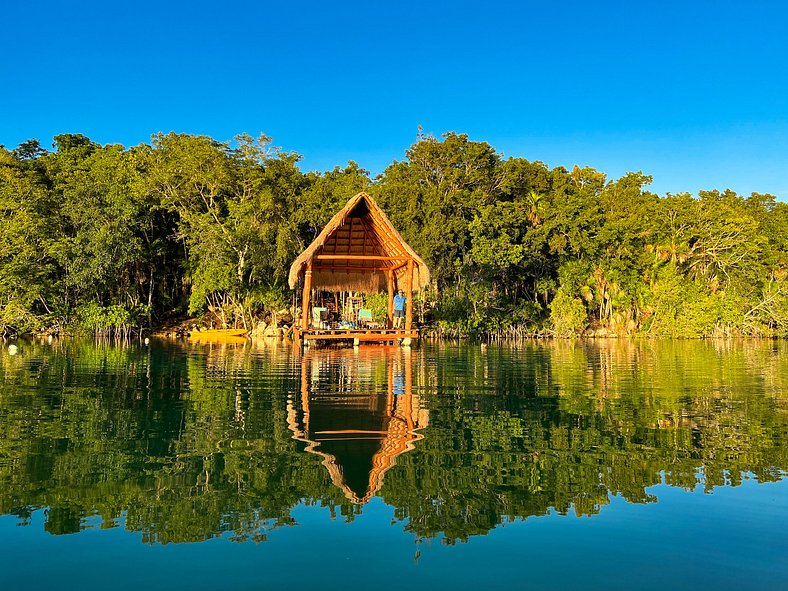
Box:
1;132;786;340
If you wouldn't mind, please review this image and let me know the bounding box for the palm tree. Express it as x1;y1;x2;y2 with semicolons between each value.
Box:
525;190;543;226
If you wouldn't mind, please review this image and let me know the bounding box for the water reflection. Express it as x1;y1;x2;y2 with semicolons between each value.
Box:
288;348;426;503
0;338;785;545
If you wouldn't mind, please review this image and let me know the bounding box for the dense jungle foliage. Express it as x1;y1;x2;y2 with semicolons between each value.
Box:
1;132;786;337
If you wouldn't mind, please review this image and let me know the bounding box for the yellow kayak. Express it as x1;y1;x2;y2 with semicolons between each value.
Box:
188;328;248;340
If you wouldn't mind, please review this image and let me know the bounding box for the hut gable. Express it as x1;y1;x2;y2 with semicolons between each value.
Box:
288;192;430;293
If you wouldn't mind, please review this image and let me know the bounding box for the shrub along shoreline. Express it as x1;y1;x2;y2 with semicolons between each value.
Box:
1;132;786;339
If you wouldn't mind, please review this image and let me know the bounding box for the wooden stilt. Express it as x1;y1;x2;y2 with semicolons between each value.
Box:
387;269;394;329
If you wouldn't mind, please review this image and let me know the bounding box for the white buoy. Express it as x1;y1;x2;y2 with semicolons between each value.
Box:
48;334;53;344
8;344;18;355
144;337;150;345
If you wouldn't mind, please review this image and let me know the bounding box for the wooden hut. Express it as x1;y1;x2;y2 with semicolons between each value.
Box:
288;192;430;346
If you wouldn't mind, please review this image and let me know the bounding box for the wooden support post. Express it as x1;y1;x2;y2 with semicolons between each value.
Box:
387;269;394;329
301;262;312;330
405;259;414;331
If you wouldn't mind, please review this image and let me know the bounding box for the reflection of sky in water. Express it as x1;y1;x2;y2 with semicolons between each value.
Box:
0;339;786;589
2;480;786;591
394;369;405;396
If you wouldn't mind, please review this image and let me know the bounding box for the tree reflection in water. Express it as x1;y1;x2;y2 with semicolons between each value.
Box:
0;338;785;544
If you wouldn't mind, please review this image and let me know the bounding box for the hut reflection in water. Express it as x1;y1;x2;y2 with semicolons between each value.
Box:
287;347;428;504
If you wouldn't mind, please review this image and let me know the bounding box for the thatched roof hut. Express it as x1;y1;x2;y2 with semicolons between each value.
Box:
288;192;430;294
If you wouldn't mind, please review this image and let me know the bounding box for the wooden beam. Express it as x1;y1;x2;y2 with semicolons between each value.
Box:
390;259;411;273
364;216;405;256
302;331;419;341
405;259;414;330
314;265;391;272
359;217;387;254
315;255;409;261
301;262;312;330
347;216;354;255
387;269;394;328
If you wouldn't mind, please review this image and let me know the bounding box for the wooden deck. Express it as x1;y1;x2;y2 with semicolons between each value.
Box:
295;327;418;345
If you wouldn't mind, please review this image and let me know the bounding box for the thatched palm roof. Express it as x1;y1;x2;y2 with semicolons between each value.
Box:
288;192;430;293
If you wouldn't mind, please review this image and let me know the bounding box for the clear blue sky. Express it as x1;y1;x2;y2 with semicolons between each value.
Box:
2;0;787;199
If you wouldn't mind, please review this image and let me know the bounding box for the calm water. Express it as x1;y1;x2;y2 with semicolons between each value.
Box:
0;338;786;590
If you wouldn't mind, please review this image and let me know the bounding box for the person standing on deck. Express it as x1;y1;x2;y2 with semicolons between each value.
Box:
393;289;406;328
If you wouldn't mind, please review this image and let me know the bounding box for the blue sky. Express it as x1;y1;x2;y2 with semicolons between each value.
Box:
2;0;787;198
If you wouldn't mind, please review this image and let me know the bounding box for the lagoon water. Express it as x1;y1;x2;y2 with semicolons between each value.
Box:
0;338;786;590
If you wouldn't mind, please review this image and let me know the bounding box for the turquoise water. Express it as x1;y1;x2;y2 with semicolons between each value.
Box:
0;338;786;589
